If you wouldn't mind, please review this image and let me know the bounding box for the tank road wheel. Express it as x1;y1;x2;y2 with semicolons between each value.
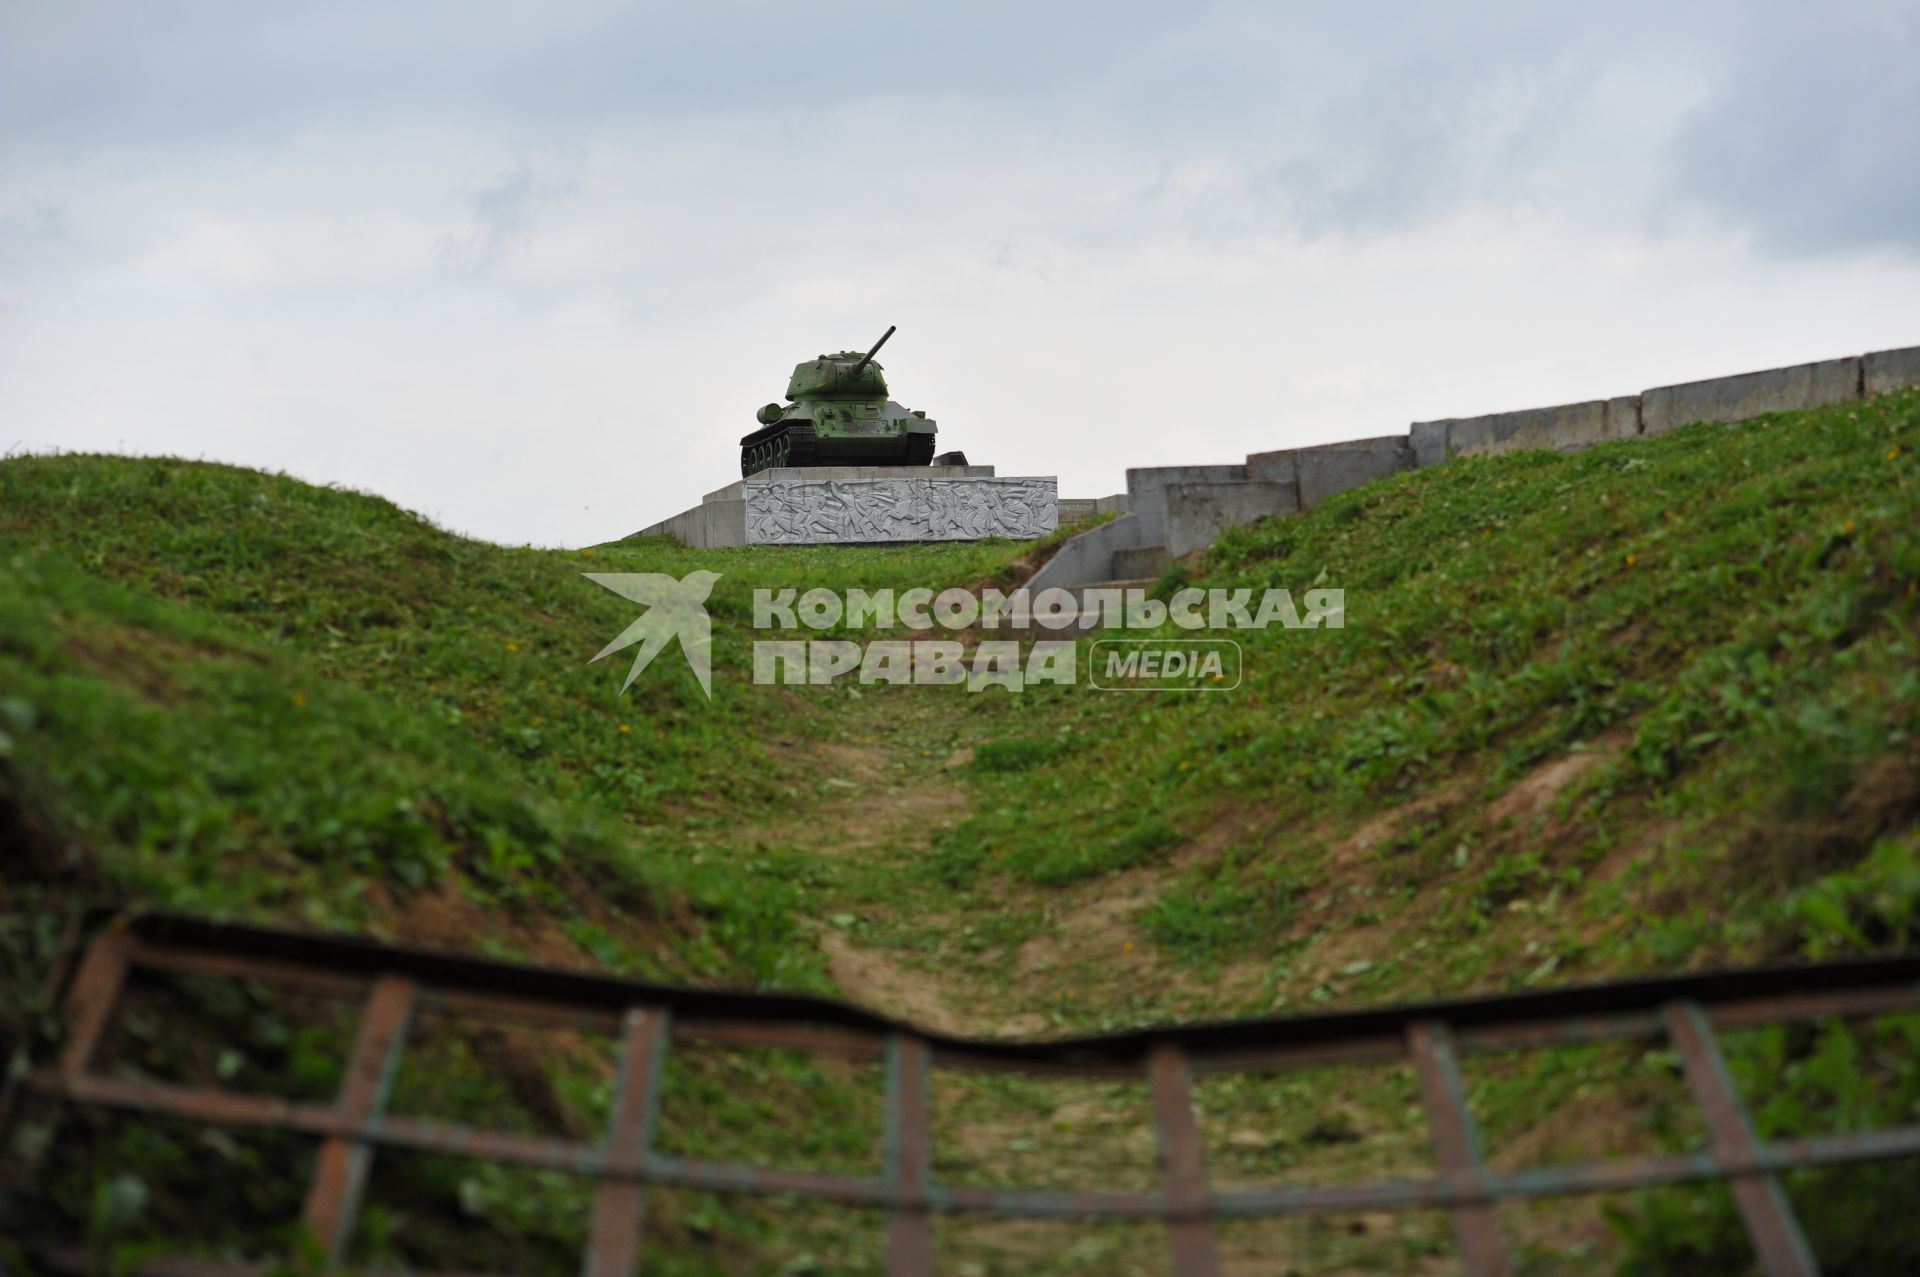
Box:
740;422;818;477
741;438;770;477
904;432;936;466
784;422;819;468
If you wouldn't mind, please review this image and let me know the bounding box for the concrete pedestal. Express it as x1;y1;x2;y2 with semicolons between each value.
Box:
632;466;1059;547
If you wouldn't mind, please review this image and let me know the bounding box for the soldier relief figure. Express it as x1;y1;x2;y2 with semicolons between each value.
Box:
748;478;1055;544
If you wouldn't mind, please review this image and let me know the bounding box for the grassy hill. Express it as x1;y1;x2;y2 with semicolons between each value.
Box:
3;389;1918;1273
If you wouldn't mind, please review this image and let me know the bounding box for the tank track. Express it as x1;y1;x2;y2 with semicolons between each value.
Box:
741;422;818;477
739;423;935;477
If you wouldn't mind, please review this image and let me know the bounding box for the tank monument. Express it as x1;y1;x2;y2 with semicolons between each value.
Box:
633;327;1061;547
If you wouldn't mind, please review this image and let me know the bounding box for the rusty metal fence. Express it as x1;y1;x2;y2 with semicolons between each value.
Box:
7;912;1920;1275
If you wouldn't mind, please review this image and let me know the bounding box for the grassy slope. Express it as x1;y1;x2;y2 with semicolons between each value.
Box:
4;389;1919;1273
0;457;1041;985
934;388;1920;1018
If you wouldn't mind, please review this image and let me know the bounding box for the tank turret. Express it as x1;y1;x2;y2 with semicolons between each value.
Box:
738;326;939;477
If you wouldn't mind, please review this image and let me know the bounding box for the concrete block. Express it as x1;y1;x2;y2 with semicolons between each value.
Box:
1641;356;1862;436
1164;479;1298;558
1411;398;1641;464
1605;395;1642;440
703;499;747;548
1453;401;1604;456
1245;449;1297;484
632;498;740;547
1126;463;1248;490
1865;345;1920;396
1056;498;1098;524
1026;512;1147;592
1125;464;1248;543
1292;435;1413;508
1094;493;1131;516
744;475;1055;545
646;471;1050;548
1409;421;1449;469
1112;544;1171;579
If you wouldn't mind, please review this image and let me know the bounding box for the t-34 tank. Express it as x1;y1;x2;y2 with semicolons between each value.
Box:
739;325;938;477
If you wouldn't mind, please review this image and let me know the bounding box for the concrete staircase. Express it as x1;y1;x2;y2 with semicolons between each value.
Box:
1059;578;1157;631
1110;544;1170;579
1027;436;1414;594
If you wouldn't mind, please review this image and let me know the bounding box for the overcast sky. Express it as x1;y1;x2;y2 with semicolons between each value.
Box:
4;1;1917;546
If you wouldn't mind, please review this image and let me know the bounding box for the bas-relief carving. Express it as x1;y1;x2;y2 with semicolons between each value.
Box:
746;478;1058;544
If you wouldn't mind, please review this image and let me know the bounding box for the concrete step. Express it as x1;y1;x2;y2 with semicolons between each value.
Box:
1111;543;1171;579
1044;579;1158;631
1070;578;1156;601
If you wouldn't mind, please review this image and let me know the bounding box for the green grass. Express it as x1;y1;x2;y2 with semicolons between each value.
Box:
5;388;1920;1273
0;455;1035;978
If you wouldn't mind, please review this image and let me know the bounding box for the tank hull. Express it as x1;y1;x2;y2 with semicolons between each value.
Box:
739;403;936;477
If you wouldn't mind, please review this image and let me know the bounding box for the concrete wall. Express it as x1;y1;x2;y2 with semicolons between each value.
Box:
1056;494;1131;524
1164;479;1298;557
1641;356;1861;437
1125;464;1248;544
1866;345;1920;397
1418;344;1914;458
640;464;1044;548
1056;498;1098;525
635;498;745;547
1249;435;1415;508
1025;512;1146;593
1410;397;1640;463
1028;340;1917;590
1111;544;1171;580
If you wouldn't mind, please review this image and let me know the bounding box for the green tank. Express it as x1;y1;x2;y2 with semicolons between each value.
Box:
739;325;938;477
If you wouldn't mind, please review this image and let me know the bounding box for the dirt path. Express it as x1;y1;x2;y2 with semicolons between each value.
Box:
743;724;991;1032
770;696;1265;1039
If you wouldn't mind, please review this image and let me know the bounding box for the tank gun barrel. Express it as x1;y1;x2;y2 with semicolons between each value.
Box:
850;324;896;376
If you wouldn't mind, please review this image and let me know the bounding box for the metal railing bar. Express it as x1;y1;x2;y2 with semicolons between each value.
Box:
26;917;1920;1277
580;1006;669;1277
109;912;1920;1069
30;1058;1920;1213
576;1006;675;1275
1178;1033;1408;1077
1664;1000;1821;1277
56;927;132;1079
1147;1042;1221;1277
125;942;368;999
883;1035;934;1275
675;1018;886;1060
116;936;1920;1077
931;1184;1169;1217
1408;1021;1510;1276
1456;983;1920;1056
1704;983;1920;1032
121;924;1920;1073
299;975;415;1264
29;1064;1920;1215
